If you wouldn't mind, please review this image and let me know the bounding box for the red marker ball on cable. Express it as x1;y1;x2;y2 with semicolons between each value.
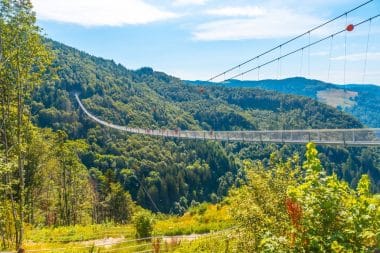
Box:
346;24;354;32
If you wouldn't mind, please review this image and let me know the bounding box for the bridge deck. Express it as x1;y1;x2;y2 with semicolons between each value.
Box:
75;94;380;146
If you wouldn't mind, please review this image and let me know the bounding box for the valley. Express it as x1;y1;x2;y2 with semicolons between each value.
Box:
1;1;379;252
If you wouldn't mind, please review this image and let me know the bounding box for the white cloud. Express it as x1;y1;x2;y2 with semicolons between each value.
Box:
32;0;179;27
331;52;380;61
193;10;323;41
205;6;266;17
193;8;324;41
173;0;207;6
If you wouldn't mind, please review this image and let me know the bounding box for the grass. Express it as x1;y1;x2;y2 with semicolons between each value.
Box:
172;233;237;253
317;88;358;109
154;203;234;236
22;202;235;252
25;223;136;243
23;239;156;253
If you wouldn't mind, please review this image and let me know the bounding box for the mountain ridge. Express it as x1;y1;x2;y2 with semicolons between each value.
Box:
188;77;380;128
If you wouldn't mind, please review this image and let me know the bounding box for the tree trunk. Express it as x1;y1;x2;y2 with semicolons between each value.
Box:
1;83;20;250
16;54;25;250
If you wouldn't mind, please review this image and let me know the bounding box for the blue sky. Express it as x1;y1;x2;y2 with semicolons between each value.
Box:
32;0;380;84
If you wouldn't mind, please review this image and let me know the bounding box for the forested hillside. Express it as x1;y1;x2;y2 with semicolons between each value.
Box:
1;1;380;251
190;77;380;128
29;40;380;219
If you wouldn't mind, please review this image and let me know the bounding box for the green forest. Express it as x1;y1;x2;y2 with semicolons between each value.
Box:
0;1;379;252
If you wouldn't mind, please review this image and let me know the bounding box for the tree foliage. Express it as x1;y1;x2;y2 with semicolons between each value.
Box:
0;0;53;249
1;2;379;251
133;210;154;239
231;143;380;252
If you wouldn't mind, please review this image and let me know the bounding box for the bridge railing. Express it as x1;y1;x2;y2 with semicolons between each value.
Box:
173;129;380;146
75;94;380;146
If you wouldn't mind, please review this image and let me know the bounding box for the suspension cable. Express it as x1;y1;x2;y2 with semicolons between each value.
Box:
224;14;380;82
363;18;372;83
308;31;311;77
207;0;374;82
327;35;334;81
277;53;280;79
344;14;348;84
257;58;260;80
134;173;161;213
299;48;304;76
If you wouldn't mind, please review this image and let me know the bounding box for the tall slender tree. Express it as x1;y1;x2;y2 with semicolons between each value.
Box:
0;0;53;249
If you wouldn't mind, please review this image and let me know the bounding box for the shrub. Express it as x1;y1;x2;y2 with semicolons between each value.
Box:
231;143;380;252
133;211;155;239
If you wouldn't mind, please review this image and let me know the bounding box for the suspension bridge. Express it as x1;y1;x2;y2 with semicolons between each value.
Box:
76;0;380;147
75;94;380;146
